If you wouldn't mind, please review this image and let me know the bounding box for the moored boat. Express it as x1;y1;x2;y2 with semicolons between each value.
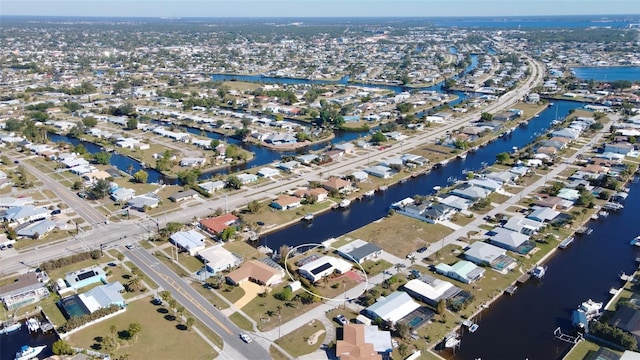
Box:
302;213;314;221
26;317;40;333
578;299;603;320
363;190;375;197
15;345;46;360
339;199;351;208
0;321;22;335
532;265;546;279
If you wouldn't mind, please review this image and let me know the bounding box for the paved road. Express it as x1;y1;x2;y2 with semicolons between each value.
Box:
1;54;544;276
125;246;271;360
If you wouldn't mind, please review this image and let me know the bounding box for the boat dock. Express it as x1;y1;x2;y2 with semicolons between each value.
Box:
559;236;574;249
517;273;531;284
505;285;518;295
553;327;583;344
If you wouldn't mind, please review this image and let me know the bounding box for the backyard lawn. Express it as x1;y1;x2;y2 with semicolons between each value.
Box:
275;320;326;358
67;298;217;360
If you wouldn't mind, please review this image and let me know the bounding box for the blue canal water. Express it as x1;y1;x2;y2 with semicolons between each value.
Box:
454;178;640;360
571;66;640;82
260;100;579;250
0;319;58;360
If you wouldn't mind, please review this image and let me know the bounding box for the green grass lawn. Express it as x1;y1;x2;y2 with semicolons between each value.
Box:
270;345;290;360
360;259;393;276
191;283;230;310
229;311;254;331
223;240;262;260
218;284;246;303
563;341;612;360
275;320;326;358
67;298;217;360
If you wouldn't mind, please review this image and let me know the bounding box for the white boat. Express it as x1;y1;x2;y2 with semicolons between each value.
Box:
578;299;603;320
15;345;46;360
604;202;624;211
630;236;640;246
0;321;22;335
444;332;460;348
363;190;375;197
303;213;314;221
468;323;479;333
26;318;40;333
457;153;467;160
559;236;574;249
339;199;351;208
532;265;546;279
378;185;388;192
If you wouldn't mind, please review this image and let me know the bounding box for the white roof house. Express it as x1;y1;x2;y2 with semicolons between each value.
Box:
298;256;353;283
110;188;136;202
170;230;207;256
197;245;242;273
467;178;502;192
336;239;383;264
3;205;49;225
502;216;543;235
527;206;560;222
199;180;226;194
257;167;280;178
439;195;473;211
351;171;369;182
434;260;485;284
364;165;395;179
403;276;462;306
79;282;125;313
236;173;258;184
365;291;420;324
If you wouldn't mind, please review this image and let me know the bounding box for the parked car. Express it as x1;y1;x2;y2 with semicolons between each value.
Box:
125;244;134;250
417;247;428;253
240;333;252;343
336;315;348;326
406;252;416;259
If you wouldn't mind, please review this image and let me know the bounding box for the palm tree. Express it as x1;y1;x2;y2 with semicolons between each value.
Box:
394;263;404;274
186;317;195;330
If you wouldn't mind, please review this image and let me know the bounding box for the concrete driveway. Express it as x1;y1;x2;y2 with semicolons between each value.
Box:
234;281;264;308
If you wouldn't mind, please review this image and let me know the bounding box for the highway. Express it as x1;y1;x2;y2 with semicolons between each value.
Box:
125;247;271;360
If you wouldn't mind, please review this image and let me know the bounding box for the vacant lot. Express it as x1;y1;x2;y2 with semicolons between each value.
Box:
275;320;326;358
345;214;453;257
67;298;216;360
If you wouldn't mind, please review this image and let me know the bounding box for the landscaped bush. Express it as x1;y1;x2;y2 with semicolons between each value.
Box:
590;320;638;350
40;250;102;271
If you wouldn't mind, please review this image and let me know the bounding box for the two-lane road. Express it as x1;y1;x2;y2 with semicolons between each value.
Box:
125;247;270;360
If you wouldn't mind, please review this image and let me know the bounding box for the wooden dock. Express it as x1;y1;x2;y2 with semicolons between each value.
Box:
517;273;531;284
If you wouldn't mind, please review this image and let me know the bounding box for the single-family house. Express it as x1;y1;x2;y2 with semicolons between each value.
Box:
336;324;387;360
199;180;226;194
236;173;258;185
226;259;284;287
439;195;473;211
557;188;581;201
197;245;242;274
64;266;107;290
502;216;543;235
335;142;355;154
298;256;353;283
0;273;50;310
604;142;635;156
168;189;199;203
337;239;383;264
180;157;207;167
111;188;136;202
3;205;49;225
277;161;300;172
527;206;560;223
351;171;369;182
170;230;206;256
322;177;353;194
551;128;581;140
199;213;239;236
449;184;491;201
467;178;502;192
270;195;301;211
464;241;517;273
403;276;463;306
363;165;394;179
365;291;420;324
257;167;280;178
489;227;533;253
434;260;485;284
78;282;126;313
127;194;160;211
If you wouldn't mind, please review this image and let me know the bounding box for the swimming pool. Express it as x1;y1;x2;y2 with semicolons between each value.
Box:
58;295;90;319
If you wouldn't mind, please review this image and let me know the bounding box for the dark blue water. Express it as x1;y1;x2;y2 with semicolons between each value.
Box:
572;66;640;82
430;15;639;29
47;133;165;184
260;99;579;250
0;320;58;360
455;178;640;360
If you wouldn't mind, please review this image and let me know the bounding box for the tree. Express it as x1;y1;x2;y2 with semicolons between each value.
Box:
437;299;446;315
52;340;73;355
395;322;410;340
126;117;138;130
370;131;386;144
82;116;98;128
89;178;111;199
495;152;510;164
186;317;195;330
247;200;262;214
72;181;83;190
127;322;142;341
93;151;111;165
74;143;87;155
226;175;243;190
110;324;118;341
133;170;148;183
159;290;172;303
210;139;220;150
220;226;236;241
480;112;494;122
398;343;409;357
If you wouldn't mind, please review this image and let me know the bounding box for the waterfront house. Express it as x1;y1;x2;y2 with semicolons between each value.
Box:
111;188;136;202
257;167;280;178
270;195;301;211
199;213;239;237
551;128;581;140
236;173;259;185
527;206;560;223
608;304;640;346
180;157;207;167
439;195;473;211
298;256;353;283
127;193;160;211
351;170;369;182
79;282;126;313
489;227;534;253
277;161;300;173
322;176;353;194
467;178;502;192
557;188;581;201
423;204;456;224
449;184;491;201
296;154;319;165
293;187;329;202
337;239;383;264
464;241;517;273
534;195;573;210
0;272;50;310
365;291;420;324
197;245;242;274
199;180;225;194
403;275;463;306
502;216;543;235
170;230;206;256
364;165;395;179
485;171;517;184
335;142;355;154
434;260;485;284
226;259;284;287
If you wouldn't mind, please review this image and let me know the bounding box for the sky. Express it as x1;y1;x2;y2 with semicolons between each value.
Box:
2;0;639;18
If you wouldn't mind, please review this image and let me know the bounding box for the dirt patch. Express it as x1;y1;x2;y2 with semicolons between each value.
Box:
307;329;326;345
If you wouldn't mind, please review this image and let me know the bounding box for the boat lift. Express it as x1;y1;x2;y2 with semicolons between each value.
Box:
553;327;583;344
